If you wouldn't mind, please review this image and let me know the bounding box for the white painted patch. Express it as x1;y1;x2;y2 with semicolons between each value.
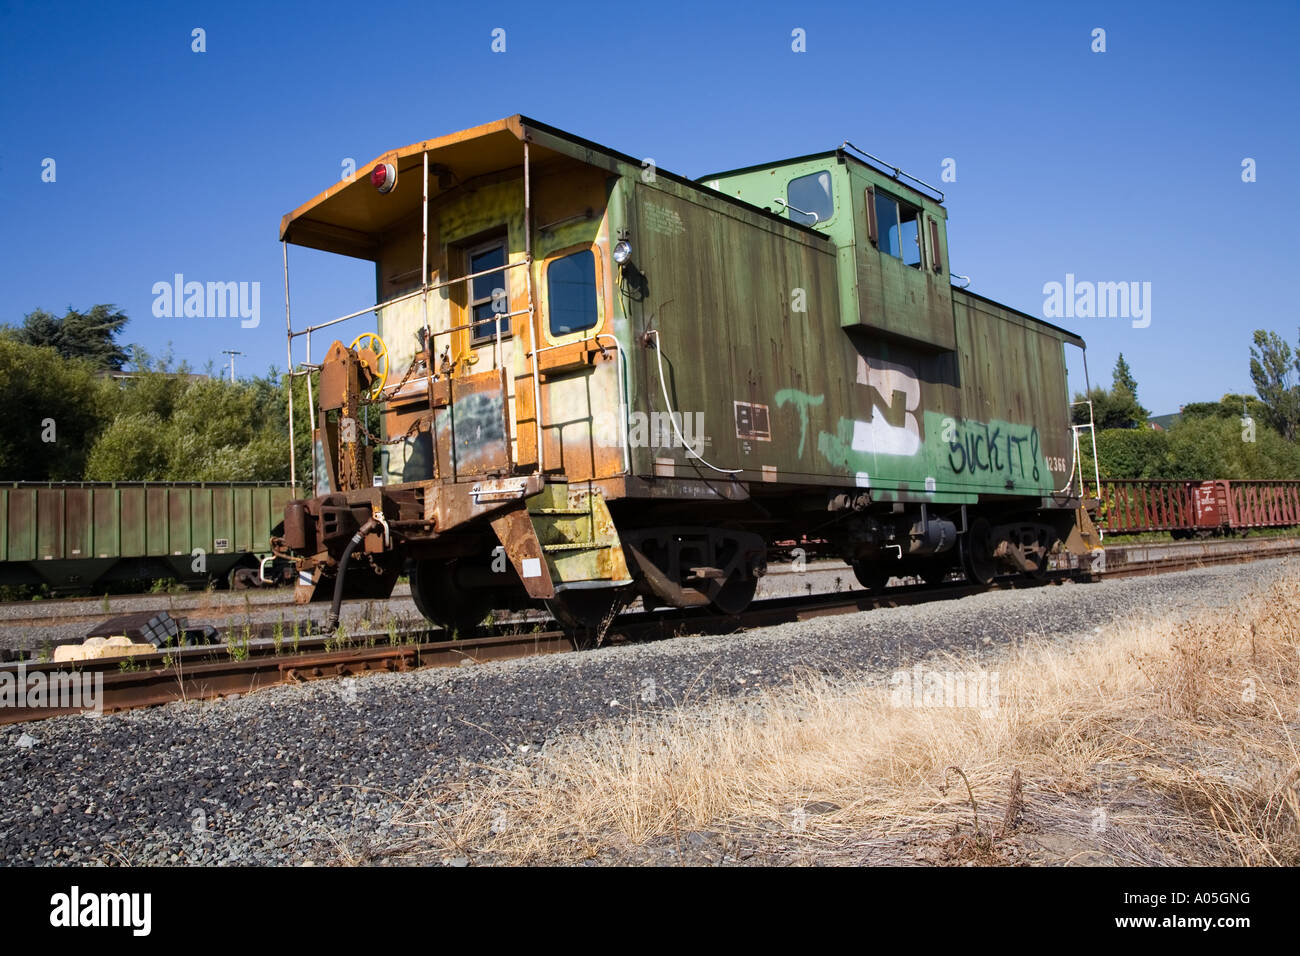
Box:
855;472;871;488
851;414;921;456
857;354;921;407
855;355;922;456
761;465;778;482
521;557;542;579
925;476;937;492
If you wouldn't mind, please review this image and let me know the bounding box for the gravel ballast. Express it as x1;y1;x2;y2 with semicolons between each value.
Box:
0;558;1291;866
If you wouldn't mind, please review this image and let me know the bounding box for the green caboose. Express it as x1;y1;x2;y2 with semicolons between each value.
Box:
275;116;1094;634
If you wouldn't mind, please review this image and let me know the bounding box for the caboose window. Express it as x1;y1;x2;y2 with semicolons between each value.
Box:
469;241;509;341
547;249;598;336
875;191;922;268
786;170;834;226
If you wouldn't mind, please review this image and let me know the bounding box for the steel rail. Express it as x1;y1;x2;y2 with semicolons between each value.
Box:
6;537;1299;629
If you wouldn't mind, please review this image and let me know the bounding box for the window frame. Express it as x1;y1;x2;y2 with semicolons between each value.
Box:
869;187;925;270
541;242;605;345
785;169;836;227
466;237;511;345
928;216;944;274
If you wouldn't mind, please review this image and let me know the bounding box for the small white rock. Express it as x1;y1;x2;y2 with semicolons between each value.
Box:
16;733;37;749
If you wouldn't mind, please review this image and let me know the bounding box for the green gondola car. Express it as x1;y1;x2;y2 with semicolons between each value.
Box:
0;482;294;594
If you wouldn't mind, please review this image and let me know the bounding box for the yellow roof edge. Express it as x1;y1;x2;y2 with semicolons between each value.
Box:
278;115;525;243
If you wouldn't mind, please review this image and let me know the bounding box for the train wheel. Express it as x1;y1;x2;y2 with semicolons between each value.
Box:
410;560;490;636
962;518;997;586
547;587;632;648
911;558;953;587
851;560;892;594
708;574;758;615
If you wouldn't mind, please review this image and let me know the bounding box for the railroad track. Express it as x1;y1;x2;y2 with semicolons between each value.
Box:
0;561;836;629
3;537;1298;726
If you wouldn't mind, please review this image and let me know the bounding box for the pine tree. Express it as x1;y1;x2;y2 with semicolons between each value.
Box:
1112;353;1139;397
4;305;131;370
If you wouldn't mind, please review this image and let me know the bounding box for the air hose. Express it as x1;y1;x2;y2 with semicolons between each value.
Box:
323;515;379;634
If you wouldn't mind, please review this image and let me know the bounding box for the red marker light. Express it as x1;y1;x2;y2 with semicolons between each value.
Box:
371;162;397;194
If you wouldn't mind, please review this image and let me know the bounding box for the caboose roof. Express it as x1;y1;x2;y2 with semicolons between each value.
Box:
280;116;531;259
278;117;1083;349
279;115;826;259
700;149;947;210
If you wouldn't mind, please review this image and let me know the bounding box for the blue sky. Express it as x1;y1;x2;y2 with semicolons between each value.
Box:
1;0;1296;414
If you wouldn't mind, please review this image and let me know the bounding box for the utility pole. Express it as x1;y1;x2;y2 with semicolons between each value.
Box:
222;349;244;383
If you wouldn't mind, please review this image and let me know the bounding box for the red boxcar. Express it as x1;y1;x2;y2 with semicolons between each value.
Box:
1088;479;1300;536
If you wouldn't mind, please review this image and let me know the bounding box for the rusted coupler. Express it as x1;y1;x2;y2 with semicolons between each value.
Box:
322;515;380;634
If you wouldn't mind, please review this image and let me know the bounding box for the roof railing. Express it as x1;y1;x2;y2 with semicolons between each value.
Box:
840;141;945;203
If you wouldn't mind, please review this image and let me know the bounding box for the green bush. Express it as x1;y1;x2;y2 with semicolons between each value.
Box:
0;339;107;480
1081;418;1300;481
84;370;305;482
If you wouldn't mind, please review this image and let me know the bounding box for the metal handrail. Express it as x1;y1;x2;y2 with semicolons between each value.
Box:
289;259;529;340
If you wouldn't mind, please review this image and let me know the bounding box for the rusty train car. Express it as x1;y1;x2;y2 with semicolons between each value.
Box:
1089;479;1300;538
273;116;1097;636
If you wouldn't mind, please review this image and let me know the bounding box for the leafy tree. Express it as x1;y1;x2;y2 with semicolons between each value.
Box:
1;304;313;486
1249;328;1300;441
84;366;309;484
0;339;107;480
1072;385;1149;431
1181;393;1270;426
1082;416;1300;481
82;412;171;479
1161;416;1300;479
2;305;131;370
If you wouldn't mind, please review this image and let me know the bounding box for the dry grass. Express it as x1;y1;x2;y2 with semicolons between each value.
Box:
378;570;1300;866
